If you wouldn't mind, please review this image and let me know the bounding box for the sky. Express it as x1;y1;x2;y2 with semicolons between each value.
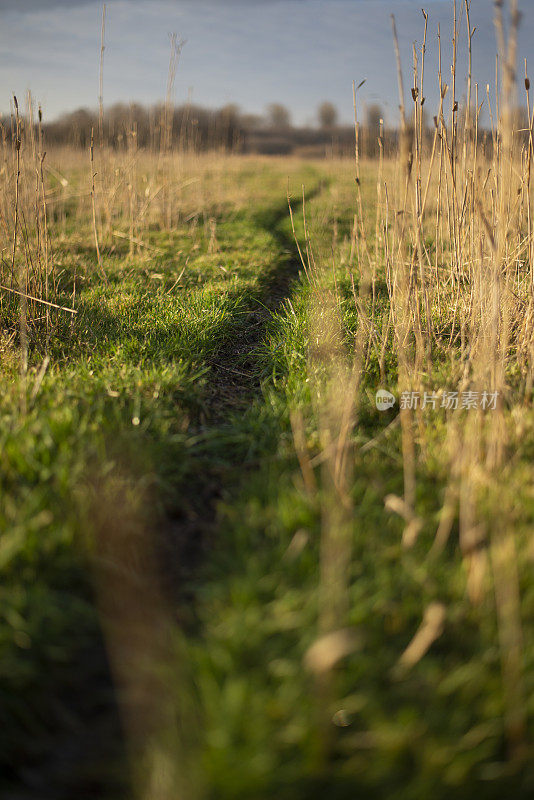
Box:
0;0;533;126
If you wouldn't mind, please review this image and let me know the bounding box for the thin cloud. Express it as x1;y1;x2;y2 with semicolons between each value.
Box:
0;0;94;10
0;0;378;11
0;0;85;8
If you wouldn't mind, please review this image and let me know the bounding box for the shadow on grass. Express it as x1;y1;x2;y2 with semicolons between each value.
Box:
158;184;326;583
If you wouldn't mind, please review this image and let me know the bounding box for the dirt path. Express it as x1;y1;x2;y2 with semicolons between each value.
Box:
159;187;322;603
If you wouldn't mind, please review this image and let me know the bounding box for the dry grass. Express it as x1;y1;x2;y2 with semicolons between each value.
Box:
294;0;534;768
2;0;534;795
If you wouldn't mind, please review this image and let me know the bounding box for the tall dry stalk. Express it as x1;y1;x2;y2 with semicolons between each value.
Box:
99;4;106;147
90;127;107;283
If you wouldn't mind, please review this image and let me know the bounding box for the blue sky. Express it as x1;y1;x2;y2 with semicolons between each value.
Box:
0;0;533;126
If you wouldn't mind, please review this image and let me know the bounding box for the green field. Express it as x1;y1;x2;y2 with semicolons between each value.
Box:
2;145;534;800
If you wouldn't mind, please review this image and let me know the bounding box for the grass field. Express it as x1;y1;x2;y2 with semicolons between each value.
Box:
3;5;534;795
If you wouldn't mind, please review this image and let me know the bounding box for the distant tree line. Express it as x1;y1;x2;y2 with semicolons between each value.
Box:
0;100;388;156
0;99;521;157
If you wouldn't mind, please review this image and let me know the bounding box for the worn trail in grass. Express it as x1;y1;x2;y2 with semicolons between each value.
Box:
161;185;324;597
0;161;324;799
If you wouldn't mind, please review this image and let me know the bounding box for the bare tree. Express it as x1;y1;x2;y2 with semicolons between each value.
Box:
318;101;338;129
266;103;291;129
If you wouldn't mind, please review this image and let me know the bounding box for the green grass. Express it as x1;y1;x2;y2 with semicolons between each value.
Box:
2;158;534;799
181;275;534;800
0;166;317;795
